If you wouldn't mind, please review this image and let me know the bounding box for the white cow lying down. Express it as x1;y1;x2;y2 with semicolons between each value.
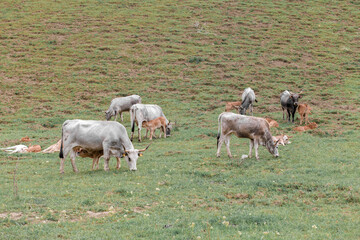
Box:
1;145;28;154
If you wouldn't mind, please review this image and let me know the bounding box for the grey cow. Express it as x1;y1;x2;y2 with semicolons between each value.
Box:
59;119;149;173
238;87;257;115
105;95;141;121
216;112;279;160
280;90;302;123
130;104;172;142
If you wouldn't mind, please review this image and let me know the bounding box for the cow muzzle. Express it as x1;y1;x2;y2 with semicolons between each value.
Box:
130;168;137;171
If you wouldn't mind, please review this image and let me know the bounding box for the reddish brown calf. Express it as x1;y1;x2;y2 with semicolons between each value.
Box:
298;103;312;125
225;101;242;112
142;116;167;140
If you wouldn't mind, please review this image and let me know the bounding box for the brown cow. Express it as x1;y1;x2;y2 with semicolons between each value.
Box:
42;139;61;153
265;118;279;128
142;116;167;140
298;103;312;125
293;122;318;132
225;101;242;112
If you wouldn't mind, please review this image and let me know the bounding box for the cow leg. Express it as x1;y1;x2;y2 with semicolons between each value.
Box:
104;157;110;171
92;156;100;170
163;126;166;138
282;107;285;120
60;158;65;174
291;109;296;123
216;136;225;157
300;114;303;125
254;140;259;160
114;111;118;121
287;109;291;122
225;136;232;158
138;126;142;142
149;129;154;140
69;150;79;173
116;157;121;169
59;145;72;174
249;139;254;158
120;112;123;122
250;104;253;116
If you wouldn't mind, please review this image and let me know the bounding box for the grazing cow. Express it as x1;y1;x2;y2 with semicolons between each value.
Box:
280;90;302;123
239;87;257;115
216;112;279;160
142;116;167;140
59;120;150;173
293;122;318;132
225;101;242;112
298;103;312;125
130;104;172;142
272;134;292;146
105;95;141;121
265;118;279;128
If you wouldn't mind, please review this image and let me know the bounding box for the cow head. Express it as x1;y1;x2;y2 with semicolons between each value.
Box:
238;106;246;115
166;121;175;137
122;144;150;171
290;90;302;107
105;110;114;121
266;138;279;157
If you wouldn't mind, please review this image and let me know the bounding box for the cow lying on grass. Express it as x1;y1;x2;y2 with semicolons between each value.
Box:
225;101;242;112
42;139;61;153
216;112;279;160
272;134;292;146
1;144;41;153
142;117;167;140
265;118;279;128
298;103;312;125
293;122;318;132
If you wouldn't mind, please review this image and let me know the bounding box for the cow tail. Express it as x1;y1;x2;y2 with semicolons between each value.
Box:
130;108;135;133
217;114;223;148
59;126;64;158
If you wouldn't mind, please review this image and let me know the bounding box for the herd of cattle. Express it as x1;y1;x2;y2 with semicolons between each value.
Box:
57;88;312;174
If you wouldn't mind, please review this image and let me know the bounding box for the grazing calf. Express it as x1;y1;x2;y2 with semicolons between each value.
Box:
105;95;141;121
293;122;318;132
239;87;257;115
225;101;242;112
141;117;167;140
265;118;279;128
216;112;279;160
272;135;292;146
298;103;312;125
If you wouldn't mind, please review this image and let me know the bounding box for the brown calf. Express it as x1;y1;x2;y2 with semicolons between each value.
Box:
272;134;292;146
293;122;318;132
26;145;41;153
265;118;279;128
225;101;242;112
73;147;121;170
298;103;312;125
141;116;167;140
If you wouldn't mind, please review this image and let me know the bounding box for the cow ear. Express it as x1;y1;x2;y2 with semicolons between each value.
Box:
275;139;280;145
138;153;143;157
122;153;126;157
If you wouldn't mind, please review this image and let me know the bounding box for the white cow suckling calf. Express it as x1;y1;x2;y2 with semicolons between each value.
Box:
59;119;150;173
216;112;279;160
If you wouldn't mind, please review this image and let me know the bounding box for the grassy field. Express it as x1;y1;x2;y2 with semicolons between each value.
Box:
1;0;359;239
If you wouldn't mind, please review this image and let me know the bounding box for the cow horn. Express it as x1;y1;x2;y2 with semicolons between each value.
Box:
139;143;151;152
299;89;303;94
122;143;130;153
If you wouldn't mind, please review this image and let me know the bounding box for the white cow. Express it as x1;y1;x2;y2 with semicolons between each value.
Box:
105;95;141;121
130;104;172;142
59;119;149;173
216;112;279;160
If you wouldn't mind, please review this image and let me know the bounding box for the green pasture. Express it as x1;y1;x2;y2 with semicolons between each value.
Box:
1;0;359;239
